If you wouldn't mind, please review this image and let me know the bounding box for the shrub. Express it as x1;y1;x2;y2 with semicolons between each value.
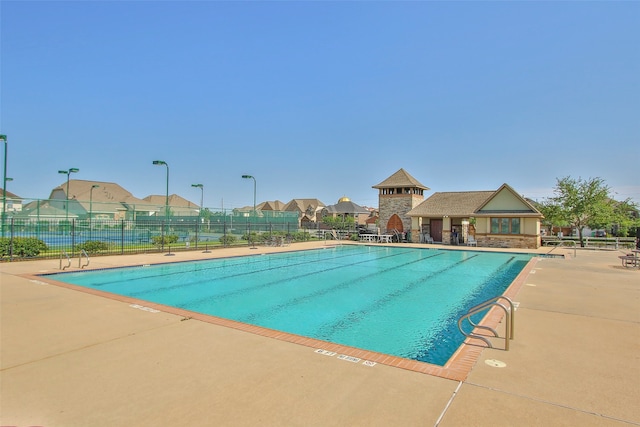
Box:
0;237;48;258
151;234;179;246
241;231;260;244
219;234;237;245
75;240;110;254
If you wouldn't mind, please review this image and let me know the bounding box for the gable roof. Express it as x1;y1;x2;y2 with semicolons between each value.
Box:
407;183;543;217
372;168;430;190
0;189;20;199
50;180;148;205
407;191;495;217
476;183;542;215
259;200;287;211
284;199;325;213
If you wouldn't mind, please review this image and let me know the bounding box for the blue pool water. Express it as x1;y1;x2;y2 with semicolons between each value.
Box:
44;246;533;365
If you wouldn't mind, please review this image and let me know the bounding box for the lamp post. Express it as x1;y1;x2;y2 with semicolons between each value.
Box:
152;160;169;222
58;168;80;222
89;184;99;240
191;183;203;236
191;183;204;213
242;175;257;249
241;175;256;217
1;134;7;237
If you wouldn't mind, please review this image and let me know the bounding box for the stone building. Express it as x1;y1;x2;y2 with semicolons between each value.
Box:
372;168;429;235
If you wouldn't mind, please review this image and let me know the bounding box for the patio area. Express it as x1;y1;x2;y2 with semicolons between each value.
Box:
1;242;638;426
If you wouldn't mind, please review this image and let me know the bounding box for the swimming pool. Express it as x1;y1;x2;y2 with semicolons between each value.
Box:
44;245;533;366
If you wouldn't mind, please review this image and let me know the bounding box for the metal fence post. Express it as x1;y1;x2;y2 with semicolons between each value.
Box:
71;219;76;257
194;219;199;250
161;221;165;252
223;219;227;247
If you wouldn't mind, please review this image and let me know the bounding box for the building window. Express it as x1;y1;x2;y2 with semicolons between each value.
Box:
491;218;520;234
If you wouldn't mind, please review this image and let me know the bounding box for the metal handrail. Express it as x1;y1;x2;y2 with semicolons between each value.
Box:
546;239;577;258
79;249;90;268
60;251;71;270
458;296;514;350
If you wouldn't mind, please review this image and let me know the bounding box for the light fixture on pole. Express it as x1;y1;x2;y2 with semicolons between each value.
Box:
241;175;256;217
89;184;99;240
241;175;257;249
191;183;204;234
152;160;169;221
58;168;80;221
191;184;204;212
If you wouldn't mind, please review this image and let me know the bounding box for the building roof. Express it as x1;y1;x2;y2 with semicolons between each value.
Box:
372;168;430;190
50;180;148;205
407;184;543;217
323;199;370;215
143;194;198;208
259;200;287;211
0;189;20;199
407;191;495;217
284;199;325;213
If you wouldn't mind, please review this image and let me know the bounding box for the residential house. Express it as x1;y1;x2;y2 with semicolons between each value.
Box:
283;199;325;227
0;189;23;216
320;197;370;226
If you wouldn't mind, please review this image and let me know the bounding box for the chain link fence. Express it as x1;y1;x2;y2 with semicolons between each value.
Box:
0;197;323;261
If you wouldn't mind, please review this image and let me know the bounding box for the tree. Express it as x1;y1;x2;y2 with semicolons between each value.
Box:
537;200;567;236
545;177;616;247
610;199;640;237
322;215;355;230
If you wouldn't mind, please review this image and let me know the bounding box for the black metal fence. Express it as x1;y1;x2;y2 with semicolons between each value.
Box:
0;217;320;261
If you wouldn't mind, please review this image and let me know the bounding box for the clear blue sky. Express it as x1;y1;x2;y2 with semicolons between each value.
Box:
1;1;638;210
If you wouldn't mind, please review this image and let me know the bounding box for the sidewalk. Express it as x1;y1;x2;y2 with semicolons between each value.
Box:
1;243;638;426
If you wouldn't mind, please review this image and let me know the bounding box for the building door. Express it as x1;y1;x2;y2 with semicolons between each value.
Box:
430;219;443;242
386;214;403;232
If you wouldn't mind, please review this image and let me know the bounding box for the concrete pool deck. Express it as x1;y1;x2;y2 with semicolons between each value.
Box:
1;242;639;426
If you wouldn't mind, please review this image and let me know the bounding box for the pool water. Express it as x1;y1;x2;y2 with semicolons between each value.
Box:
45;246;533;365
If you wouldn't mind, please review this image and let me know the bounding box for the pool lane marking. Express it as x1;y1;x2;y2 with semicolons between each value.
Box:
239;251;447;324
314;254;483;339
175;250;417;308
127;246;393;297
71;245;371;289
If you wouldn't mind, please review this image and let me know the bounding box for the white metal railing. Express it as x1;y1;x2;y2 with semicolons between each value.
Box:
60;251;71;270
546;239;577;258
458;296;515;351
79;249;90;268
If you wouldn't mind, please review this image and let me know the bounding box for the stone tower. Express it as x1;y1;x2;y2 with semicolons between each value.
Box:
372;169;429;238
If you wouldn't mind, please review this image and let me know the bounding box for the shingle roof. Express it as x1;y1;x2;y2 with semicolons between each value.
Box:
324;200;370;215
260;200;287;211
407;184;544;218
284;199;325;213
0;189;20;199
407;191;494;217
372;168;430;190
50;180;148;205
143;194;198;208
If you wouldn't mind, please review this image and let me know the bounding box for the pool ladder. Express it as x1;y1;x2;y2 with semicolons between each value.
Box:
457;296;515;351
59;249;90;270
79;249;90;268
